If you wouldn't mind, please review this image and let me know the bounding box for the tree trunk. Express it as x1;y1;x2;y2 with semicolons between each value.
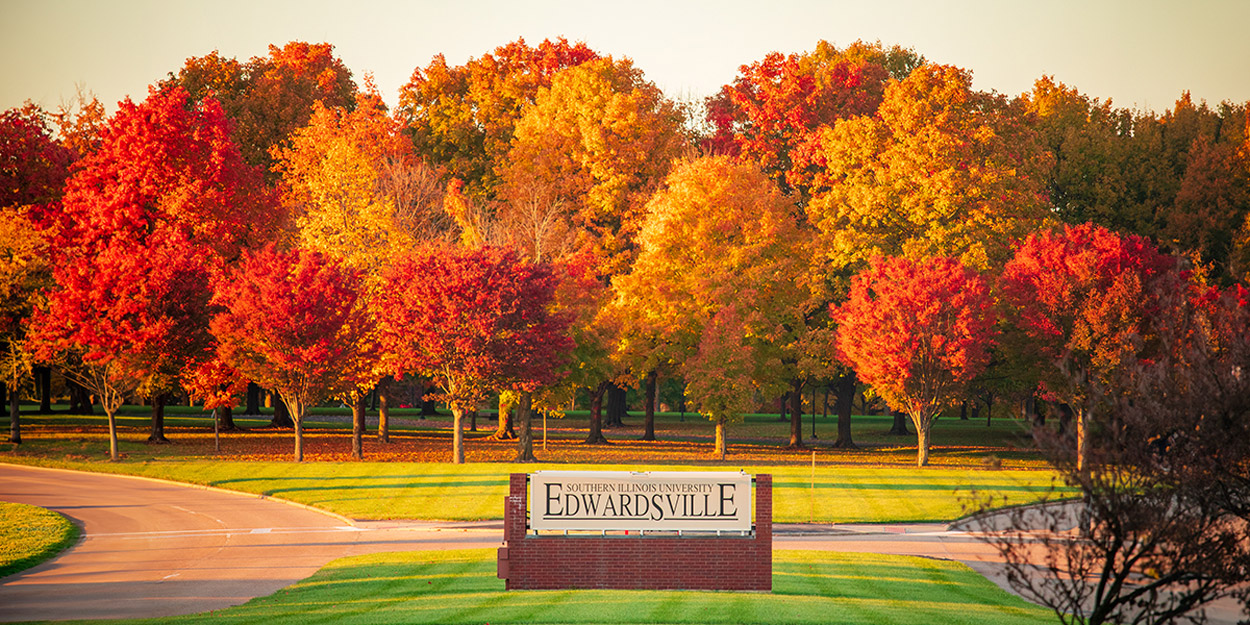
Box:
293;411;303;463
8;386;20;444
915;415;931;467
1027;396;1042;427
451;406;465;464
36;366;52;414
106;408;118;462
1076;405;1088;474
960;400;969;420
469;409;477;432
351;392;366;460
788;378;804;449
377;377;391;443
714;419;727;460
216;406;238;431
420;383;439;416
245;382;261;415
584;381;609;444
641;369;657;441
147;393;169;443
494;394;516;440
68;379;93;415
777;394;788;422
605;383;626;427
832;371;857;449
270;391;294;428
984;394;993;427
888;410;910;435
514;391;536;462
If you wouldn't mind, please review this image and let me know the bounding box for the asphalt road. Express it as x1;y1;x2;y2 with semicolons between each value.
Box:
0;465;499;622
1;464;1243;624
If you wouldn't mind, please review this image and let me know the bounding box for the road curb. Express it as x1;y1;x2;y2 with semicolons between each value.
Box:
1;463;359;527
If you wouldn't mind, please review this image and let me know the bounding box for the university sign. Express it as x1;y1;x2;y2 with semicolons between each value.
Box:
528;470;753;532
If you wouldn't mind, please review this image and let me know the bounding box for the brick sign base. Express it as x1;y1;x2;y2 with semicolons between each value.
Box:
497;473;772;591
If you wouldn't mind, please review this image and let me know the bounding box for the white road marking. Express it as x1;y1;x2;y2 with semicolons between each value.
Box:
87;526;364;539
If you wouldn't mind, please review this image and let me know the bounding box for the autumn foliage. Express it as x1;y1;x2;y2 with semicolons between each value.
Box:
375;245;572;463
833;255;997;466
2;33;1247;517
211;245;376;462
999;223;1175;471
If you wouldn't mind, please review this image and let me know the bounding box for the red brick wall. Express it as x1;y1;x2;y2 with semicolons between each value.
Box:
498;473;772;591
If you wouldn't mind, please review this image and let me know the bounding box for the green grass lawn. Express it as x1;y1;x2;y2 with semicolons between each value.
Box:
0;458;1066;523
2;403;1041;453
19;549;1054;625
0;502;79;578
2;404;1066;523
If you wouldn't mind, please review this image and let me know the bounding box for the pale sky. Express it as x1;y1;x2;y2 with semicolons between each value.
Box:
3;0;1248;117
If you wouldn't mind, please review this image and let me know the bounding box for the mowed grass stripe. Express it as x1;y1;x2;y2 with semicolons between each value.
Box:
1;460;1067;523
23;550;1052;625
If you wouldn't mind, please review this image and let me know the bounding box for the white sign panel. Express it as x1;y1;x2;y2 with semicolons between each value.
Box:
529;471;752;532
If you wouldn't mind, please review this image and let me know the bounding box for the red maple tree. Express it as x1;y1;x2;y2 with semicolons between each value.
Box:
31;87;276;456
833;255;997;466
211;245;376;462
374;245;572;464
33;227;213;457
1000;223;1175;472
0;104;76;209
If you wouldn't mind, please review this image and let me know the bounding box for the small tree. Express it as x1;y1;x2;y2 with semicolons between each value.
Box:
211;246;376;462
683;306;770;460
833;255;996;466
375;245;571;464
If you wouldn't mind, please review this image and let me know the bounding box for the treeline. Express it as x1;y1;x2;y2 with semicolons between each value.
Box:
2;39;1248;466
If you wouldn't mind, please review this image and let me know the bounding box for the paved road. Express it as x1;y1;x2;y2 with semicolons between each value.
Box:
0;465;498;622
2;465;1243;624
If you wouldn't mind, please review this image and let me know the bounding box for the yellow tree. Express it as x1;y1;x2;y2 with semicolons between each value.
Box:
397;38;600;200
492;56;686;442
808;64;1051;272
499;57;687;278
612;156;809;457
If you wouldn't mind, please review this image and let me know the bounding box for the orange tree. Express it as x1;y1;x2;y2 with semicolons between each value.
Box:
807;63;1050;272
495;56;686;439
705;40;922;199
397;37;600;199
611;156;808;457
164;41;357;175
832;255;997;466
